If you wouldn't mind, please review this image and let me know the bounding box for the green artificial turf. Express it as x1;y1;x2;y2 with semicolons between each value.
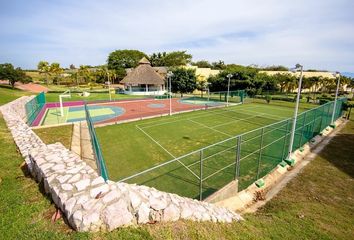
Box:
96;101;321;199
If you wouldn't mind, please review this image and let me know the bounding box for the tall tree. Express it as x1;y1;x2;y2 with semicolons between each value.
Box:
192;60;212;68
170;68;197;96
107;50;147;81
0;63;30;89
149;51;192;67
149;52;167;66
164;51;192;67
196;79;208;97
211;60;226;70
37;61;50;85
50;62;63;85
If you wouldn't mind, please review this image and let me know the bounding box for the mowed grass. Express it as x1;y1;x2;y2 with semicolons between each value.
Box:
96;101;315;198
146;120;354;239
0;85;31;105
1;112;352;239
33;124;74;149
0;90;353;239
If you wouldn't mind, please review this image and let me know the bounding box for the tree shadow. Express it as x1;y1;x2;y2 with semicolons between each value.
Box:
316;125;354;178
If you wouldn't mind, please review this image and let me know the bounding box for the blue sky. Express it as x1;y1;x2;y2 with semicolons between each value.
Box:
0;0;353;72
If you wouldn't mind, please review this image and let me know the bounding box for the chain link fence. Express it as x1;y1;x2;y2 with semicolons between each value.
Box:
84;102;109;181
119;98;346;200
25;92;46;126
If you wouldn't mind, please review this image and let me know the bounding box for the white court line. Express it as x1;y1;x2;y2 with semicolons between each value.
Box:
223;107;285;120
211;113;268;128
136;103;248;129
136;125;175;158
138;109;214;129
139;104;272;130
89;98;158;106
188;119;232;137
135;125;200;179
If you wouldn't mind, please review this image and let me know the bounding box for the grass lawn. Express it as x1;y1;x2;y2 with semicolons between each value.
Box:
0;85;31;105
0;111;353;239
33;124;74;149
96;101;322;199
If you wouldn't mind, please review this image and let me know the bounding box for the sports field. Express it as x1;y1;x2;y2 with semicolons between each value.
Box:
38;97;226;126
96;101;318;199
41;105;125;125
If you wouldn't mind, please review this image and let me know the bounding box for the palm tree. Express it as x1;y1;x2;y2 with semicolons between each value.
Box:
50;63;63;85
37;61;50;85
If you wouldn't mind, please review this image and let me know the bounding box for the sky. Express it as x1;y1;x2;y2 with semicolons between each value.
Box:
0;0;353;72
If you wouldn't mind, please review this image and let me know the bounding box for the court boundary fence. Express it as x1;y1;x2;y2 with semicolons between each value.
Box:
118;98;346;200
84;102;109;181
25;92;46;126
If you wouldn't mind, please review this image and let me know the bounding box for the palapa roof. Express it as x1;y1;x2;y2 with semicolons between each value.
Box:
121;57;165;85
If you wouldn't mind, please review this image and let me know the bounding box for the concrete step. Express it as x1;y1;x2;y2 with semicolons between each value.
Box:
80;121;97;171
71;122;81;156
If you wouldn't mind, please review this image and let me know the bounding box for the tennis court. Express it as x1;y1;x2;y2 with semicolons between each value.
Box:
37;97;229;126
96;101;316;199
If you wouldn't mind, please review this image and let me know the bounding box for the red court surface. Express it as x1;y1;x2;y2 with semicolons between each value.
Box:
88;98;218;126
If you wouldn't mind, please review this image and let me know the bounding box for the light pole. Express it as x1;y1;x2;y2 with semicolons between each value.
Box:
331;72;340;126
107;71;112;101
286;63;304;162
167;71;174;116
226;73;232;106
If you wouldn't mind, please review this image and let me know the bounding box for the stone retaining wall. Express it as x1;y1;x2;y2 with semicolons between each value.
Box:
0;97;241;232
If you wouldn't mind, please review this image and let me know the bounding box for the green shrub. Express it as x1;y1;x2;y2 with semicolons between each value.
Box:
265;95;272;104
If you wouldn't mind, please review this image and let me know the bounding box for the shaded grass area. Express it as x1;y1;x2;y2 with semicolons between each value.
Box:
33;124;74;149
0;107;353;239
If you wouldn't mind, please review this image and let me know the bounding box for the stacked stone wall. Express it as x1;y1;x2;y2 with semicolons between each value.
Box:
0;97;241;232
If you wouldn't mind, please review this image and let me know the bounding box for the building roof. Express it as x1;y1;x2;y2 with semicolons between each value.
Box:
121;58;165;85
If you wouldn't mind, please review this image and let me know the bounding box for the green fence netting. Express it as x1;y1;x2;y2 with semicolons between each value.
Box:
25;92;46;126
118;98;346;200
84;103;109;181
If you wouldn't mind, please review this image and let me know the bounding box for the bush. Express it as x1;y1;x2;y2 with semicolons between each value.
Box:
319;98;330;105
265;95;272;104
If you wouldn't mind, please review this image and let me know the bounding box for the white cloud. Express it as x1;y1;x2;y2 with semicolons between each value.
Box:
0;0;353;71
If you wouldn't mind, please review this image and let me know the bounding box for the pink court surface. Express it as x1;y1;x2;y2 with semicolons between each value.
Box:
34;97;225;127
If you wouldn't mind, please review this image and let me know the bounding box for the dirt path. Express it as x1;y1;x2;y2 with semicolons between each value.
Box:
0;80;48;93
15;83;49;93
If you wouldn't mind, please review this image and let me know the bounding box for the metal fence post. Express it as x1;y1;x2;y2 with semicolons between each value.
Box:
298;112;307;148
199;149;203;201
256;128;265;180
326;102;332;126
311;108;318;137
319;105;325;131
281;119;290;160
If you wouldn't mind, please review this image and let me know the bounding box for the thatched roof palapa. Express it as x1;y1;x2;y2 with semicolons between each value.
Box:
121;57;165;85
